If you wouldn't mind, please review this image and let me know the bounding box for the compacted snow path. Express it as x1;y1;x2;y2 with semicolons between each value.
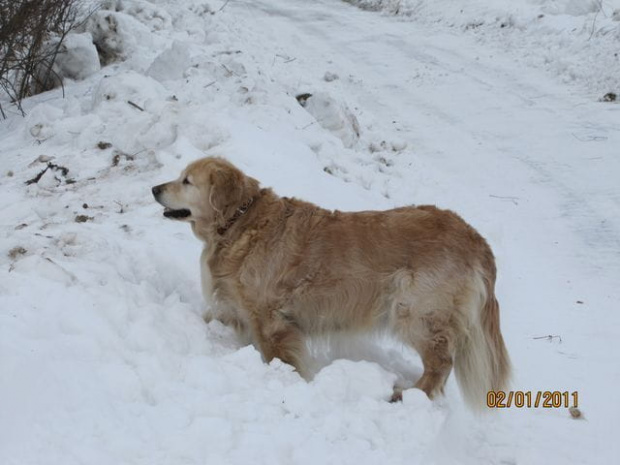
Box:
1;0;619;464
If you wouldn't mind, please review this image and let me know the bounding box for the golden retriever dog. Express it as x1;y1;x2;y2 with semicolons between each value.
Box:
152;157;510;409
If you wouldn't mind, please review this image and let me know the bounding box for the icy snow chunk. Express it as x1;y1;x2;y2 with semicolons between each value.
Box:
299;92;361;148
147;41;191;82
52;33;100;81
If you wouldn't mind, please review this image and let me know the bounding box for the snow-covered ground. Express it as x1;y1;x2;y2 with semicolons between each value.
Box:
346;0;620;99
1;0;619;463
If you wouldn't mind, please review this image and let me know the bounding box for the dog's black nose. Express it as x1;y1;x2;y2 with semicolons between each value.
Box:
152;185;162;197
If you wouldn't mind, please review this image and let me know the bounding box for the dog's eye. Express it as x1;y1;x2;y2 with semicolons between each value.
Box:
183;177;191;185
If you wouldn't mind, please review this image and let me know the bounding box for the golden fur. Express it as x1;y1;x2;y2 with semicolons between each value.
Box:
153;156;511;409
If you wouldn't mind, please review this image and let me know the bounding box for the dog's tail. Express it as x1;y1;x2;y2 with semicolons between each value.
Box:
454;270;511;411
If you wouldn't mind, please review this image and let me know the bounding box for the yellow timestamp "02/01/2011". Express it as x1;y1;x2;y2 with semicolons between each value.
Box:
486;390;578;408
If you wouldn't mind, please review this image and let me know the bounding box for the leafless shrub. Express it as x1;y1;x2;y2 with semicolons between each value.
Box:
0;0;82;118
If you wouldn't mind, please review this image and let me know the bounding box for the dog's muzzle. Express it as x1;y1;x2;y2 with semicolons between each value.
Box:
152;184;191;219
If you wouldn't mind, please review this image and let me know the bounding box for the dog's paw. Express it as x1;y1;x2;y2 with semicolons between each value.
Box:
390;386;403;403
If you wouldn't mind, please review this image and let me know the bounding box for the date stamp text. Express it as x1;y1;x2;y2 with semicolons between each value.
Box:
486;391;579;408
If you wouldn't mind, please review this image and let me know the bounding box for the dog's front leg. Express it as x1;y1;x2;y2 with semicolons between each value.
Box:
203;304;254;346
251;311;309;380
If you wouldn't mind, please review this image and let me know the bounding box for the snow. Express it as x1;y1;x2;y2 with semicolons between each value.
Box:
345;0;620;96
1;0;619;464
51;33;101;82
299;92;361;148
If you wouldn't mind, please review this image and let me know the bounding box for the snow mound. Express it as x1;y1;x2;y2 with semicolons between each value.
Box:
147;41;191;82
86;9;154;65
299;92;361;148
312;360;397;402
51;33;101;82
92;71;166;109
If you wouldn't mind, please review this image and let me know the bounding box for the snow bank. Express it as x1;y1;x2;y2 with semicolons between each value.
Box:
0;4;418;464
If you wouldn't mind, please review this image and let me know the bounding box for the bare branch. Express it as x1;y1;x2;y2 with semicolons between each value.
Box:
0;0;81;119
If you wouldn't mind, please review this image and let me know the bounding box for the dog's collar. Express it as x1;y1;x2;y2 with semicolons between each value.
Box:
217;197;254;235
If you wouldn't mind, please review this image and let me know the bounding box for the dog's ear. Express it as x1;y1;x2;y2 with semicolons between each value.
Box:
208;164;259;224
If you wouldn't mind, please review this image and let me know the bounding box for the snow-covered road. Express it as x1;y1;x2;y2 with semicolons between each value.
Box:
1;0;619;463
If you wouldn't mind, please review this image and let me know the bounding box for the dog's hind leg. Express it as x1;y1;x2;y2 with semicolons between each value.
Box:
411;326;455;399
390;271;457;400
252;311;309;379
393;307;456;400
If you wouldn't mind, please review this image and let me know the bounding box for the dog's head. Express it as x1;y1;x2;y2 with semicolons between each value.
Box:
152;157;260;227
